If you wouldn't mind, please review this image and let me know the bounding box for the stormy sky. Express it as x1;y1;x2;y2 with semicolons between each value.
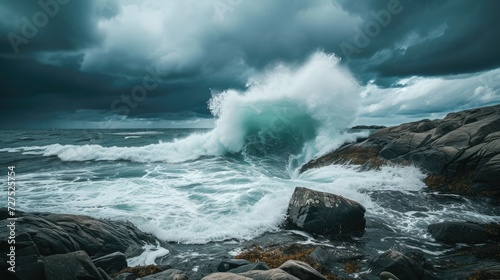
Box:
1;0;499;128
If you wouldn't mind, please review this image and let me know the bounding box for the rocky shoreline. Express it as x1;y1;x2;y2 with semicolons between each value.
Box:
2;105;500;280
301;104;500;199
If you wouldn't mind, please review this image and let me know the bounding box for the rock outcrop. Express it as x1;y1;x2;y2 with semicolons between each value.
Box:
284;187;366;237
0;208;164;280
301;105;500;197
428;222;494;244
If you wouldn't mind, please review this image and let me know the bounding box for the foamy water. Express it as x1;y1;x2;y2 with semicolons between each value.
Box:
1;52;498;249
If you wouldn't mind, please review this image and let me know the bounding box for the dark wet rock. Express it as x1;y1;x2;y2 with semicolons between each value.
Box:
125;244;146;258
0;209;157;258
428;222;489;244
13;215;81;256
8;233;46;280
44;250;111;280
301;105;500;197
351;125;387;130
217;259;252;272
300;145;383;172
284;187;366;236
309;247;363;265
140;269;189;280
227;262;269;273
278;260;326;280
379;271;400;280
37;212;157;258
371;250;440;280
92;251;127;275
0;232;46;280
240;268;301;280
11;233;42;265
202;272;251;279
0;209;162;280
114;272;136;280
98;267;113;280
17;262;46;280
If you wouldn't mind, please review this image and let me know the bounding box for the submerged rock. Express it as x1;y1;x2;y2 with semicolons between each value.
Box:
428;222;489;244
301;105;500;197
284;187;366;237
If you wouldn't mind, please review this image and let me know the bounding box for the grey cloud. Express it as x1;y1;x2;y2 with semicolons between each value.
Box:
334;0;500;80
1;0;120;54
1;0;499;128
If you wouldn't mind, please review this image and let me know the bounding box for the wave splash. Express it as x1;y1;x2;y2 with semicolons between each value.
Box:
5;52;361;164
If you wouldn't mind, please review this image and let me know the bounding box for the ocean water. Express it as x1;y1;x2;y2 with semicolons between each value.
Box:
1;53;498;275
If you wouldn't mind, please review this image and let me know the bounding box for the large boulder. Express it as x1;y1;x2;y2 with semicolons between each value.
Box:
300;105;500;197
284;187;366;236
428;222;489;244
370;250;439;280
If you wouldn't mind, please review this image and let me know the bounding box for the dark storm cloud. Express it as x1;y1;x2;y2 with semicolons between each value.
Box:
333;0;500;79
0;0;499;128
0;0;119;54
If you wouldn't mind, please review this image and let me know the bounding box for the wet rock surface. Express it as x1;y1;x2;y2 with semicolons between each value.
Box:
284;187;366;237
0;208;159;280
427;222;490;244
